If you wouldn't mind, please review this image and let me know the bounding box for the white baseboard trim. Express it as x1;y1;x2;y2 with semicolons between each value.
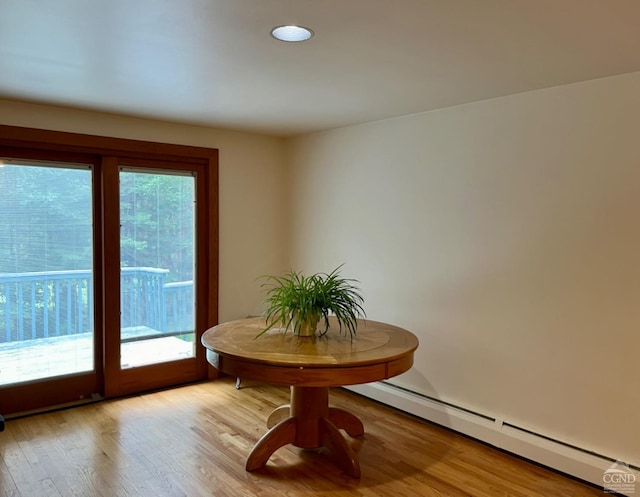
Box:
346;381;638;495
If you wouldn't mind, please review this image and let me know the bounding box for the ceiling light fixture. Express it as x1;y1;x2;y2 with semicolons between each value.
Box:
270;25;314;42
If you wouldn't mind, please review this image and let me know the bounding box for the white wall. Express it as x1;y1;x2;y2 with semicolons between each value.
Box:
286;72;640;464
0;100;289;322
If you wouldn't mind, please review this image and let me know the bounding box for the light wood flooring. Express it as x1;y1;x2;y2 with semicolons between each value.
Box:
0;377;601;497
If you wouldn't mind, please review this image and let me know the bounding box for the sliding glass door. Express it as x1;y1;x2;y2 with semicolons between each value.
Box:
0;155;100;410
102;158;210;397
0;125;218;414
119;168;196;369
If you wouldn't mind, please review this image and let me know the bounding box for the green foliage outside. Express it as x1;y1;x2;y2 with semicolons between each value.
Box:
0;165;194;281
0;163;195;339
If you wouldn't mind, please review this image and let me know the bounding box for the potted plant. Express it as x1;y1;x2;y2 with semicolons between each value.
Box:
257;265;365;339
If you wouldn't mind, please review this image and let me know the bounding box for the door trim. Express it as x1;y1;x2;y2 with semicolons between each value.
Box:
0;125;218;412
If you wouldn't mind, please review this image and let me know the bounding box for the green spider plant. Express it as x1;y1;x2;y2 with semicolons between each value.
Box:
257;265;365;340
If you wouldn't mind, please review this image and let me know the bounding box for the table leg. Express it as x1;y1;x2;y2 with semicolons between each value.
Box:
246;417;297;471
321;417;360;478
328;407;365;437
245;386;363;477
266;404;291;428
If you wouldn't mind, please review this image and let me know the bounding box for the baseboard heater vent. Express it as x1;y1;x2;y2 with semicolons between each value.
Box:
346;380;639;492
380;380;639;470
379;380;496;422
501;422;640;473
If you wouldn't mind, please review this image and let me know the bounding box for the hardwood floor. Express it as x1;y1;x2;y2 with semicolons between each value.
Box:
0;377;601;497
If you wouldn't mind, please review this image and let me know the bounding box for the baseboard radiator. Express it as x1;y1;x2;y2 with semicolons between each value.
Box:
346;381;639;494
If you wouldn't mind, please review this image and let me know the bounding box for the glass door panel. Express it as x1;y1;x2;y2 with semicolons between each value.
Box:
119;169;196;368
0;159;94;386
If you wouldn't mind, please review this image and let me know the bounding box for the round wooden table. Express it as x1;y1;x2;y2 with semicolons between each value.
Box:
201;317;419;478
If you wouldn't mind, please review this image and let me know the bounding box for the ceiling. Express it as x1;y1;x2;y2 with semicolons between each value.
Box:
1;0;639;137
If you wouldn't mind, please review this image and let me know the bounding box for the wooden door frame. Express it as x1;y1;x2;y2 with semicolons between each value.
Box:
0;125;218;412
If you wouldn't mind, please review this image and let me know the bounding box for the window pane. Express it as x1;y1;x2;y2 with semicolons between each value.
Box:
119;169;196;368
0;160;94;385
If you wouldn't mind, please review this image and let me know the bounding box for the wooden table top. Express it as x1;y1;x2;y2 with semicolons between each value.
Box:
201;317;419;387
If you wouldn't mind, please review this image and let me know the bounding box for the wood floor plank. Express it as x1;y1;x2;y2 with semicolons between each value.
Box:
0;377;601;497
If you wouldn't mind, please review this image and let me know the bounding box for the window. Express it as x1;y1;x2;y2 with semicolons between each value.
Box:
0;125;218;413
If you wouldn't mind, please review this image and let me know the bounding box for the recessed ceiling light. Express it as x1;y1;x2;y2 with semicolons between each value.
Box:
270;25;314;42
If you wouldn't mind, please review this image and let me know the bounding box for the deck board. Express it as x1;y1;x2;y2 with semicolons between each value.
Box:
0;333;193;386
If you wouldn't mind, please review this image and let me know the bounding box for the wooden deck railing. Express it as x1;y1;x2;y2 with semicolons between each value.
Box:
0;268;193;343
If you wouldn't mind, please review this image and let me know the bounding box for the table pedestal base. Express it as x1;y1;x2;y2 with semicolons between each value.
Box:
246;386;365;477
